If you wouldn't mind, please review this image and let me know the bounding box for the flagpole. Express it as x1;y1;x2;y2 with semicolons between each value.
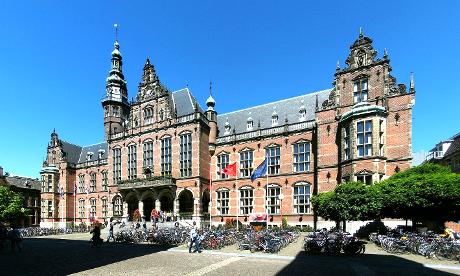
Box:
209;161;212;229
74;184;76;225
236;172;239;232
266;171;269;228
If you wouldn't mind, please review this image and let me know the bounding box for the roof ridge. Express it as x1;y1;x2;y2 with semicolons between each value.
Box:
60;139;83;148
81;141;108;148
217;88;331;117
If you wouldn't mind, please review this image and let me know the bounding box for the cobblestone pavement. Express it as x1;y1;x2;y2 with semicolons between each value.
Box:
0;232;459;275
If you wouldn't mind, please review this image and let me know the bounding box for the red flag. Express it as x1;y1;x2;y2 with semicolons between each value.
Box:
222;162;237;177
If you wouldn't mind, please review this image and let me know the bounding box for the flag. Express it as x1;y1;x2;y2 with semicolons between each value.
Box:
222;162;237;177
250;157;267;182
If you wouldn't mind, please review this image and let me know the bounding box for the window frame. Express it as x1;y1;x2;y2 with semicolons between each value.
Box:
266;146;281;175
357;120;373;157
127;144;137;180
180;133;192;177
293;142;310;173
161;137;172;176
293;183;311;214
265;184;281;214
239;187;254;215
353;78;368;104
216;189;230;215
113;147;122;183
216;153;230;180
239;150;254;178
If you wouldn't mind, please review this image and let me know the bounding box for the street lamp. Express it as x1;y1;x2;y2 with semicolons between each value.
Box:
278;194;284;229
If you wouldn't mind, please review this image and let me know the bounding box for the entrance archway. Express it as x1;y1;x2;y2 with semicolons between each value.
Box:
159;194;173;212
126;195;138;221
178;189;194;213
143;197;154;221
201;190;210;213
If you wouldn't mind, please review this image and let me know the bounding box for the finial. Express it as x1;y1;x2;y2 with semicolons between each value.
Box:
410;72;415;92
114;23;119;42
336;60;340;71
53;128;55;134
359;27;363;37
315;94;319;111
383;48;388;59
209;81;212;96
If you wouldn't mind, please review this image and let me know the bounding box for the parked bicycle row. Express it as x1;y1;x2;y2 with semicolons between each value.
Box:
237;228;300;253
369;230;460;261
303;229;366;255
19;225;91;237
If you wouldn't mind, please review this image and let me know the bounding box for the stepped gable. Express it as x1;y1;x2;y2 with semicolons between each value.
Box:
216;89;331;136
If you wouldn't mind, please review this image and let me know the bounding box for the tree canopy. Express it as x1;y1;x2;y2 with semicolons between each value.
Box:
0;185;27;224
312;163;460;226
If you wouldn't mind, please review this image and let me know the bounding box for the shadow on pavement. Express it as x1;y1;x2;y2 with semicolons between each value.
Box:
0;238;174;275
276;251;458;276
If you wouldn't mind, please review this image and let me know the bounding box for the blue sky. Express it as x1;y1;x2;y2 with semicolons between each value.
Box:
0;1;459;178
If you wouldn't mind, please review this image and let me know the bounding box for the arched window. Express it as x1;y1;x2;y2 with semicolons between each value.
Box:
239;186;254;215
265;184;281;214
127;144;137;180
144;107;153;124
89;198;97;219
78;199;85;218
78;174;85;194
247;117;253;130
113;196;123;216
271;111;278;126
216;188;230;215
299;106;306;121
293;182;311;214
89;172;96;192
161;137;172;176
101;197;108;218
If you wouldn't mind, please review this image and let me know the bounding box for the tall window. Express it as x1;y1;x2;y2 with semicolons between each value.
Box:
144;107;153;125
353;78;368;103
266;185;281;214
41;200;46;219
344;127;350;160
240;150;253;177
47;200;53;218
127;144;137;179
102;197;108;218
293;184;311;214
143;141;154;170
90;198;97;218
113;196;123;216
293;142;310;172
78;174;85;194
161;137;172;176
217;154;229;179
41;176;46;192
240;187;254;215
357;120;372;157
47;175;53;192
78;199;85;218
216;189;229;215
180;133;192;177
89;172;96;192
357;174;373;185
266;147;281;175
113;148;121;183
101;171;108;191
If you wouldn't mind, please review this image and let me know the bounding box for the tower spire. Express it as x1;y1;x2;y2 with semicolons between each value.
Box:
359;27;363;37
114;23;119;42
206;80;216;111
410;72;415;93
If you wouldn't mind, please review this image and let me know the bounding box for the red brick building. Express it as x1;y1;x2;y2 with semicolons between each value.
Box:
40;31;414;228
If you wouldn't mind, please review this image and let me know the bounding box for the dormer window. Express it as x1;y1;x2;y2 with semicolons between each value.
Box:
159;109;164;121
86;152;93;161
353;78;368;103
247;117;253;130
98;149;105;159
299;106;306;121
271;112;278;126
224;119;231;135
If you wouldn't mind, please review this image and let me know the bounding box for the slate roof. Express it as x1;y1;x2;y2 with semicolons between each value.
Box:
444;135;460;157
216;89;331;136
171;88;204;117
5;176;40;191
60;141;82;165
78;142;108;163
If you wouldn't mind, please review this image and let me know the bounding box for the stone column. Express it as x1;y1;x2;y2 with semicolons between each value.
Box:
123;202;128;222
155;198;161;210
138;200;144;219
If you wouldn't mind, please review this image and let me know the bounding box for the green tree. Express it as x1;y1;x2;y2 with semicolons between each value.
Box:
0;186;27;224
376;163;460;228
312;182;382;227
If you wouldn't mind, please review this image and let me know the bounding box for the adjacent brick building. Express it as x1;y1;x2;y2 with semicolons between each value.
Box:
40;31;414;228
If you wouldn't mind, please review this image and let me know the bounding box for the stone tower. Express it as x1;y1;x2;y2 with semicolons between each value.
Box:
101;40;130;139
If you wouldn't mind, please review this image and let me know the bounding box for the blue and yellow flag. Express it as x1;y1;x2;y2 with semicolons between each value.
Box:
250;157;267;182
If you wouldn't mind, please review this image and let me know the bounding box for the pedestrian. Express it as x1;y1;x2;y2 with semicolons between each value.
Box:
106;219;115;242
8;225;22;252
189;221;197;253
195;229;203;253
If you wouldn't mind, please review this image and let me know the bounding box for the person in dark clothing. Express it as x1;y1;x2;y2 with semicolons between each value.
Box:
90;224;102;246
106;220;115;242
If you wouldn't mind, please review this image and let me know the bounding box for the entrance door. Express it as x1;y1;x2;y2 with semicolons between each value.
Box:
143;198;154;221
127;197;139;221
179;190;194;213
160;195;173;212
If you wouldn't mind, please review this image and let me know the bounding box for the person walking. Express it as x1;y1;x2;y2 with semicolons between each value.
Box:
106;219;115;242
189;221;197;253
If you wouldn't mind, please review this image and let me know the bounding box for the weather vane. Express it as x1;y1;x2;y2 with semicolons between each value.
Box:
114;23;119;41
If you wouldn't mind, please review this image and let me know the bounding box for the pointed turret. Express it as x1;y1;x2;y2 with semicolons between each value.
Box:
205;81;217;155
101;29;130;139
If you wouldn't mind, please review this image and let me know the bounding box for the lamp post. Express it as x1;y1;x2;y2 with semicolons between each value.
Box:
278;194;284;229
